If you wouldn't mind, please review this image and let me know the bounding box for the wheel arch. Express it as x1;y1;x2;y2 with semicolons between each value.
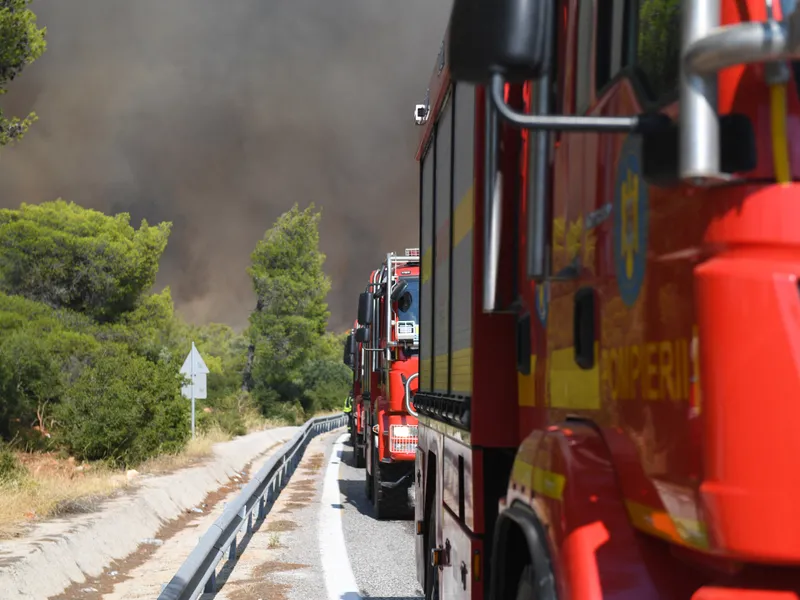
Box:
489;502;557;600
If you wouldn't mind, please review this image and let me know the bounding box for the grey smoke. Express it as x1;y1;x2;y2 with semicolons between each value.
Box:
0;0;451;331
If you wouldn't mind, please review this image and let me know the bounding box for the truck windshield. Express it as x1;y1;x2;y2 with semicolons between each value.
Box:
397;277;419;323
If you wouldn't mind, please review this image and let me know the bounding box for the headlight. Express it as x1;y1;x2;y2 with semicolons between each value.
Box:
392;425;412;438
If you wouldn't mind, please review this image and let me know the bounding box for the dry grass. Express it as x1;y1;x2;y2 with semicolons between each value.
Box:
139;425;231;474
312;410;341;418
0;460;128;539
0;412;294;539
0;425;235;538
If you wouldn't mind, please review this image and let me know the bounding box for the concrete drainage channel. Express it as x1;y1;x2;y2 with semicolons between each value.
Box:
157;413;346;600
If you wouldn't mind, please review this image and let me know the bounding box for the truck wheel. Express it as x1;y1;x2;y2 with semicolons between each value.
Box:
372;446;384;518
365;449;374;501
372;448;411;520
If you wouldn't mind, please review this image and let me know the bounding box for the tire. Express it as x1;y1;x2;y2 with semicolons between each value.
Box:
372;446;385;519
516;565;535;600
372;447;412;520
364;446;374;501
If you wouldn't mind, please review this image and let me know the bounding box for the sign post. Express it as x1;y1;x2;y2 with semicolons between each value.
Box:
180;342;210;438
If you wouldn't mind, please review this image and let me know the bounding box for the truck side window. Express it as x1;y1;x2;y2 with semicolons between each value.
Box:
574;0;593;114
628;0;681;100
577;0;622;108
595;0;614;91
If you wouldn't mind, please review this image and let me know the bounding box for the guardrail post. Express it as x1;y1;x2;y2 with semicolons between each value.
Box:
244;506;252;534
205;568;217;593
229;534;237;560
258;493;266;520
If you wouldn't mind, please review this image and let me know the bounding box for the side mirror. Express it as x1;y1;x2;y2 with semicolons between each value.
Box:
343;333;354;367
398;293;412;313
358;292;374;325
348;331;357;356
355;326;370;343
390;280;409;302
448;0;554;84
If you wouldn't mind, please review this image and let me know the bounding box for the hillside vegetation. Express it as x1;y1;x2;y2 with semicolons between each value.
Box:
0;200;350;532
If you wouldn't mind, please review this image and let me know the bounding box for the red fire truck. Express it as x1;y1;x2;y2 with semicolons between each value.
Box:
413;0;800;598
356;250;421;519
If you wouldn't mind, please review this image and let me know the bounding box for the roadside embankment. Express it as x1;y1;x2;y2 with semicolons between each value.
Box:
0;426;297;600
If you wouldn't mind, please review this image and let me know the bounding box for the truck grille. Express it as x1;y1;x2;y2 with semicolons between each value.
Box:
389;424;418;454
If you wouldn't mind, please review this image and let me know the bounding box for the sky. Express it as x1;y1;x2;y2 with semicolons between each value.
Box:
0;0;451;332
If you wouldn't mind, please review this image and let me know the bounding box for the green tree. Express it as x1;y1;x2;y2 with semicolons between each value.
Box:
243;204;331;414
297;331;352;414
0;292;98;439
0;0;46;145
0;200;171;322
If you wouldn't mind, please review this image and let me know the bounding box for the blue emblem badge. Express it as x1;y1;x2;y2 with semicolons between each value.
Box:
612;135;649;307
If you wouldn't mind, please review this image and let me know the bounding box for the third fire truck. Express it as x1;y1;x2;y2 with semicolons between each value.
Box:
355;250;421;519
413;0;800;598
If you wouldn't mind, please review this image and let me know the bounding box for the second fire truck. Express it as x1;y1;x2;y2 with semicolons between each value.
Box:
354;250;421;519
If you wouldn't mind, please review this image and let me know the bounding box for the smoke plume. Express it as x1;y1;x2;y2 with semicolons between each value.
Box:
0;0;451;332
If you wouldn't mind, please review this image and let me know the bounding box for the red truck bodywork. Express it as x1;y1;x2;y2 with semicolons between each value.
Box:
413;0;800;598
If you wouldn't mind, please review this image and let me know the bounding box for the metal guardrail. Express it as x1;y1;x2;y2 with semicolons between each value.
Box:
157;412;346;600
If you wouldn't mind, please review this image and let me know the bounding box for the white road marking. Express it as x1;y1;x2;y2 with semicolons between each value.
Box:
320;433;363;600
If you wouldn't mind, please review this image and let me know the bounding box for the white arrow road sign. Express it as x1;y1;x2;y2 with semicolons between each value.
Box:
180;341;209;400
180;342;210;438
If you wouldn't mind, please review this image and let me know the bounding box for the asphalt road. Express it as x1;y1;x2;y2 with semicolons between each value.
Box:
203;428;423;600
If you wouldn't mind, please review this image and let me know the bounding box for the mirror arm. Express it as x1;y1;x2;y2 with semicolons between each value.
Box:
489;73;661;133
404;373;419;418
527;77;551;281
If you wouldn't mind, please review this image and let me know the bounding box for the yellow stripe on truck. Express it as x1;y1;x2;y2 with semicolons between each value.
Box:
421;187;472;285
420;358;432;390
549;343;601;410
625;500;709;550
450;347;472;394
511;458;566;501
452;186;474;246
421;247;433;284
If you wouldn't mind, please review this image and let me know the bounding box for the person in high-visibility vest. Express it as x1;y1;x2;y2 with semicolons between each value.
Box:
343;393;354;444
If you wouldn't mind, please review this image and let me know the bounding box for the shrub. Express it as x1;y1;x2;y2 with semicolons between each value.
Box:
55;344;189;467
0;445;26;484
